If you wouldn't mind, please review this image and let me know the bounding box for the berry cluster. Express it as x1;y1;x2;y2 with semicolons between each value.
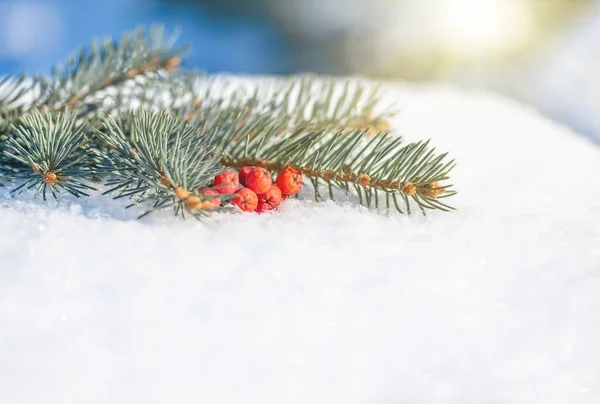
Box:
208;166;302;213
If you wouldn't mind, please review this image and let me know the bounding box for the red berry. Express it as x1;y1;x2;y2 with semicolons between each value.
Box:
256;203;273;213
213;171;239;194
238;166;255;186
257;184;283;209
256;203;274;213
200;187;221;207
232;188;258;212
245;167;271;194
276;167;302;195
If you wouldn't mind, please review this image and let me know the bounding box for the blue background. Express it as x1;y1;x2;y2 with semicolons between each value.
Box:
0;0;292;75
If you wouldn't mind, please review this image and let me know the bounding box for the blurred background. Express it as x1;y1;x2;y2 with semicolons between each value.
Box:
1;0;599;141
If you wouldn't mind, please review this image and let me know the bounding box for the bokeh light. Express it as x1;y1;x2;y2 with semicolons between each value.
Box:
428;0;533;56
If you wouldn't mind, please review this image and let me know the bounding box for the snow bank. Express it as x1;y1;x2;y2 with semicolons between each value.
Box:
1;83;599;404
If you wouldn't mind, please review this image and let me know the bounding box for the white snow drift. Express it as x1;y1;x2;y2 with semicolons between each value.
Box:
0;83;599;404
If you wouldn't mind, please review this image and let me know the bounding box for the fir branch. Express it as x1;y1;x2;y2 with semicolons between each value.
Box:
95;110;226;218
0;74;36;109
0;26;186;183
0;74;39;136
257;76;396;134
1;26;185;163
218;122;456;214
88;71;254;124
0;25;458;219
98;71;261;145
38;25;186;113
3;110;97;200
119;74;394;136
135;75;456;214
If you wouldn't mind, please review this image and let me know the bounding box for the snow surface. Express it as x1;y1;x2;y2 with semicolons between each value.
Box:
1;83;600;404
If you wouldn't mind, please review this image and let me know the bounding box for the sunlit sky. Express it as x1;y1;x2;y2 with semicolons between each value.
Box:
429;0;533;55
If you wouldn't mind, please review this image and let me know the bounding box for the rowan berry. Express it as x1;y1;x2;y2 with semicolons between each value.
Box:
238;166;255;186
276;167;302;195
257;184;282;209
213;171;239;194
245;167;271;194
256;203;273;213
232;188;258;212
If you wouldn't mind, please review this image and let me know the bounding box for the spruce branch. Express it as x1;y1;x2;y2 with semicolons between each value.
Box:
0;25;458;219
93;71;254;124
217;120;456;214
257;76;396;134
117;74;393;136
38;25;186;114
1;26;185;179
96;110;226;218
3;110;97;200
0;74;36;110
0;75;29;175
136;74;456;214
2;28;181;116
0;74;40;136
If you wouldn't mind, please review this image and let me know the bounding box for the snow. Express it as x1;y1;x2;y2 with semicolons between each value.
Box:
528;1;600;143
1;82;600;404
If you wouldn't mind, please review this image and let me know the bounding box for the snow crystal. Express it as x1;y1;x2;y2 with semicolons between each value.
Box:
1;83;599;404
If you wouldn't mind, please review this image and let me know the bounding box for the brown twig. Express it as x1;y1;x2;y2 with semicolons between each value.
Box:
287;114;391;137
220;157;445;197
160;175;212;211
